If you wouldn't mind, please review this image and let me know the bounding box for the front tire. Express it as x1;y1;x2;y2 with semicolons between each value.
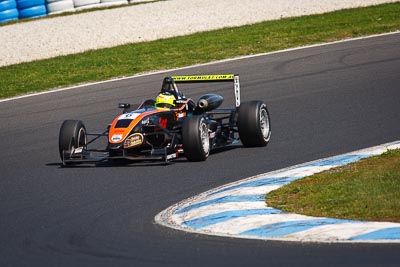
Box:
182;116;210;161
59;120;87;162
237;101;271;147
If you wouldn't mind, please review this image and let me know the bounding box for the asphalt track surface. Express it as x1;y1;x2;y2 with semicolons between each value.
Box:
1;33;400;266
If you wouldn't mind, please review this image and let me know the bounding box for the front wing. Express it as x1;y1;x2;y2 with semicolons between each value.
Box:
61;146;179;165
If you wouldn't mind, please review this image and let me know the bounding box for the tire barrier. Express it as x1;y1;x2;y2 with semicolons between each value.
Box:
100;0;128;7
129;0;149;3
17;0;47;19
0;0;18;23
16;0;45;9
73;0;101;10
0;0;133;23
46;0;74;15
0;0;16;11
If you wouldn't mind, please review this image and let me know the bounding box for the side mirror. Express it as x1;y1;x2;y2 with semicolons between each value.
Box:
118;103;131;109
118;103;131;113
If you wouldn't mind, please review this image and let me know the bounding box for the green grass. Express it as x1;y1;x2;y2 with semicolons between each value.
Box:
267;149;400;223
1;2;400;99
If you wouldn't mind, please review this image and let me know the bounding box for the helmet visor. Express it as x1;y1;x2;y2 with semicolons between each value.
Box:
155;102;174;109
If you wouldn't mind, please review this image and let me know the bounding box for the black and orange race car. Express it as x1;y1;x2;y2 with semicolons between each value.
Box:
58;74;271;165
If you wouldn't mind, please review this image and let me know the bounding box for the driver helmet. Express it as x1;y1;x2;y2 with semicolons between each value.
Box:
155;92;176;110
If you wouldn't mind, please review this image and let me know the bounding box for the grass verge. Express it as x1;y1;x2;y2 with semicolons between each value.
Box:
1;2;400;99
267;149;400;223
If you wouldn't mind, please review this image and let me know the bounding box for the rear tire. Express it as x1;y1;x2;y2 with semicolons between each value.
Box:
59;120;87;162
237;101;271;147
182;116;210;161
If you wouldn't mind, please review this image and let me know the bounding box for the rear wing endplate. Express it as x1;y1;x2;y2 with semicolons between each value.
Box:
172;74;241;107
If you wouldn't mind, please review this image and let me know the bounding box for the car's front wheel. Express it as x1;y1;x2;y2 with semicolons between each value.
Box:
59;120;87;163
182;116;210;161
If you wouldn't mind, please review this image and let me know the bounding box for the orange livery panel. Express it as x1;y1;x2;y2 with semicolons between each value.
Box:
108;110;160;144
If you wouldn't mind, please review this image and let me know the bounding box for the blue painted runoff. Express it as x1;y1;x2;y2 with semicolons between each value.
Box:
183;208;283;229
240;218;358;238
302;154;370;167
208;176;301;197
349;227;400;240
175;194;265;215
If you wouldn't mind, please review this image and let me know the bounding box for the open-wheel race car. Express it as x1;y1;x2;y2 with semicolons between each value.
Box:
59;74;271;166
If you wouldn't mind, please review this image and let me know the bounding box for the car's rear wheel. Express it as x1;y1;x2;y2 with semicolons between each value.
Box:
237;101;271;147
182;116;210;161
59;120;87;163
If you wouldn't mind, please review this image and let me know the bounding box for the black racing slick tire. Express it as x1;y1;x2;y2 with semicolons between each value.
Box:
182;116;210;162
237;101;271;147
59;120;87;162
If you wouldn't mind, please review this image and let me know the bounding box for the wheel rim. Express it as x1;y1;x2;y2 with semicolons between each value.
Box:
260;108;270;140
200;121;210;154
77;127;87;148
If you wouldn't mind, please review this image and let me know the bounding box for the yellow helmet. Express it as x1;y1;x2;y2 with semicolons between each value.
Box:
155;92;176;110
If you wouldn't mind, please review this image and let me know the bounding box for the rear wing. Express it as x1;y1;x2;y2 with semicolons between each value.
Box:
171;74;241;107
